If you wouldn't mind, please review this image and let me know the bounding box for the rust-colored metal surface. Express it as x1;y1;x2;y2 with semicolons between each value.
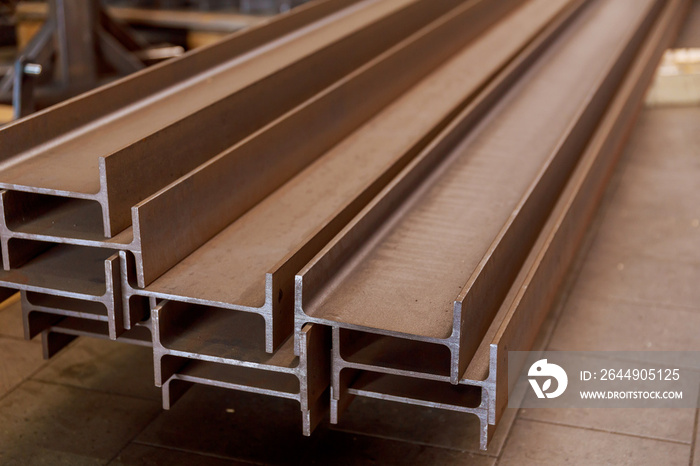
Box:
0;246;124;338
0;0;457;237
0;0;687;452
319;0;687;449
297;0;662;379
121;0;566;351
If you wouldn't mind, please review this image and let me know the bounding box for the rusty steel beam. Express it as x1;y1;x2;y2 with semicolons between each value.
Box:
0;0;520;271
0;0;687;451
320;0;688;450
295;0;663;385
117;0;581;438
294;3;668;443
151;300;330;435
0;0;458;238
118;0;569;352
0;0;359;162
0;0;499;350
0;0;525;353
486;0;689;433
0;245;124;338
0;0;508;281
114;0;583;438
127;0;518;288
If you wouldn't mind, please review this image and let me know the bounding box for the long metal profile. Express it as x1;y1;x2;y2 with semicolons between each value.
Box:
0;0;515;273
151;300;330;435
22;290;111;339
486;0;689;431
1;0;356;178
295;0;662;402
128;0;517;288
0;0;501;343
0;0;526;352
0;0;460;239
118;0;569;353
0;245;124;338
323;0;687;450
0;0;686;450
122;0;583;437
1;0;354;100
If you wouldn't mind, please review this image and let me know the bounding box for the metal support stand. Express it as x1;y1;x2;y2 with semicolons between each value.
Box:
0;0;173;115
12;58;42;119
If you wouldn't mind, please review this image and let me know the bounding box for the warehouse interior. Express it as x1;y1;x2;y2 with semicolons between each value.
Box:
0;0;699;464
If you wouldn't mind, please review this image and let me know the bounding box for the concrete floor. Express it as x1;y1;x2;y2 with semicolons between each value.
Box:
0;3;699;465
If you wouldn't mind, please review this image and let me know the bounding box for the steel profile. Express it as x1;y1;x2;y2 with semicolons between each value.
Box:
118;0;567;353
0;0;517;282
0;0;687;451
295;0;662;402
150;300;330;435
0;0;515;344
0;245;124;338
0;0;459;239
318;0;687;450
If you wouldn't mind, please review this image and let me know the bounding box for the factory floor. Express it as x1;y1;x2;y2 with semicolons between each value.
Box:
0;5;699;465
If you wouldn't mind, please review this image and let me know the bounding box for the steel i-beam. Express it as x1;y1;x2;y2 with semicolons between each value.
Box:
293;0;665;422
310;0;687;449
0;0;471;239
119;0;564;353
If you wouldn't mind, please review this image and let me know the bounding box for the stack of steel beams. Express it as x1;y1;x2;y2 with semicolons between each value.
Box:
0;0;687;450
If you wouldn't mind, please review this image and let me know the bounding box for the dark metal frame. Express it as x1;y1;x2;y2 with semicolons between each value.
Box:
0;0;153;117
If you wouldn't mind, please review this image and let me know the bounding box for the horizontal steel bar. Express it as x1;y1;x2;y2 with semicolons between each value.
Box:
129;0;518;288
296;0;662;384
0;0;686;450
0;0;360;158
328;0;687;450
120;0;560;354
0;245;124;337
488;0;689;432
1;0;448;237
151;302;331;435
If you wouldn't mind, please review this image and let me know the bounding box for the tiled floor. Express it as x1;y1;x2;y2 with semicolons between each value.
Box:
0;6;699;465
